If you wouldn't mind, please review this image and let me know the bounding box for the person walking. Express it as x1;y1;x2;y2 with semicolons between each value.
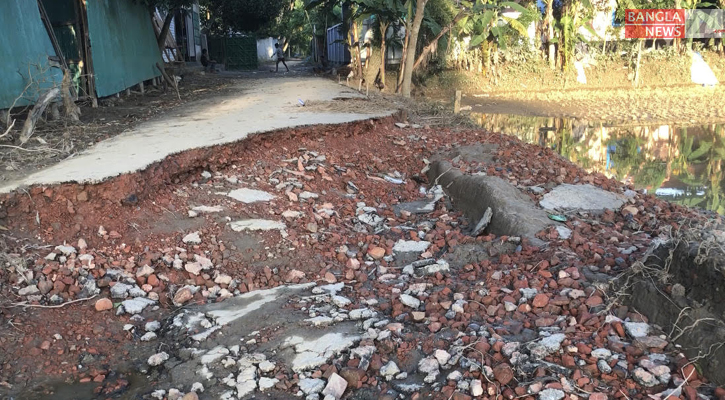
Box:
272;43;289;72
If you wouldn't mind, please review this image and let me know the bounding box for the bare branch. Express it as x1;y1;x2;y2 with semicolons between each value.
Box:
0;120;15;140
19;87;60;145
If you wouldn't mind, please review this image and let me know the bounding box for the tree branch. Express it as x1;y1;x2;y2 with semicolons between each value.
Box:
0;120;15;140
413;10;467;72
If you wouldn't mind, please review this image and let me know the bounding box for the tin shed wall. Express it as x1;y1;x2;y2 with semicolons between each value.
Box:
0;1;63;109
86;0;163;97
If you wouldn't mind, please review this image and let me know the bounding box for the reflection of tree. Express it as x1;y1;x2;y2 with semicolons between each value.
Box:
593;133;664;192
471;113;725;214
669;125;725;214
609;136;642;179
633;161;668;189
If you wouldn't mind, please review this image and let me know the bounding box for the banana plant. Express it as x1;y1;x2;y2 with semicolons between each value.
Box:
460;0;533;73
558;0;597;72
465;1;532;49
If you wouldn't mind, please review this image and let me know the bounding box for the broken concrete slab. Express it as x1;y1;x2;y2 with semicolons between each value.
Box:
290;332;361;355
426;160;552;245
299;378;325;395
539;184;626;212
392;240;431;253
191;205;224;213
205;283;316;326
121;297;156;314
289;331;361;373
393;186;445;216
438;143;500;164
229;219;286;232
182;231;202;244
471;207;493;236
227;188;275;203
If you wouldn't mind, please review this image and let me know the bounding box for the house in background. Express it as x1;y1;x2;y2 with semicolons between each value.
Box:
324;18;404;66
327;23;352;65
155;1;204;63
257;37;277;61
359;18;404;66
1;0;163;110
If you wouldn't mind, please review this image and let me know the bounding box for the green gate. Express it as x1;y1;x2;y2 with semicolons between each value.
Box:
208;36;258;70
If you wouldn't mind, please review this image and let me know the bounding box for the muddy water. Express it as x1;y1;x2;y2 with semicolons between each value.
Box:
470;112;725;214
13;372;150;400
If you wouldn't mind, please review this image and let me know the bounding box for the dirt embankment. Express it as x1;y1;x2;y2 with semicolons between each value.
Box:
618;225;725;385
462;85;725;123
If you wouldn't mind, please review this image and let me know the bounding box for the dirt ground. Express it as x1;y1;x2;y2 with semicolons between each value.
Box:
420;53;725;123
461;85;725;124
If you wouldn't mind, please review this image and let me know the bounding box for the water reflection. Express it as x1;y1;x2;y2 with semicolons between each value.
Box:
471;113;725;214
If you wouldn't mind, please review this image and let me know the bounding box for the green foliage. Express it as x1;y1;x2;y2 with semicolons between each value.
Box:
258;0;312;53
615;0;674;21
633;161;668;190
424;0;457;33
202;0;288;34
465;1;536;51
134;0;193;12
688;141;713;161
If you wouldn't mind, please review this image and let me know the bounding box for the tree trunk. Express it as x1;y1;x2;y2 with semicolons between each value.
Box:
546;0;555;69
402;0;429;98
62;68;80;121
413;10;465;72
366;46;374;73
633;39;643;87
352;19;363;78
483;41;491;73
157;9;176;53
365;45;382;88
380;22;389;87
396;17;411;93
674;0;681;52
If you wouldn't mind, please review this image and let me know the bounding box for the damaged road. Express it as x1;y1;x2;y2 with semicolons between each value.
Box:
1;116;724;400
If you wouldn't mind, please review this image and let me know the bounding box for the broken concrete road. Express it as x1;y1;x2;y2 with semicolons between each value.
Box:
0;77;395;193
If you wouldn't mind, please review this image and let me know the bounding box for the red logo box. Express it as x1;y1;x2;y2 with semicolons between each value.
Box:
625;9;686;38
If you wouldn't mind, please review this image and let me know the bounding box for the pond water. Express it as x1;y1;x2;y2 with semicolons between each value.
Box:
470;113;725;214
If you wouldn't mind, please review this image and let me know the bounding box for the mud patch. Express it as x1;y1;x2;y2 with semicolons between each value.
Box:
20;371;151;400
442;241;516;269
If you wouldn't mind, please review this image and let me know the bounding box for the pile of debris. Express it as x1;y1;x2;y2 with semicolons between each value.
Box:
1;121;723;399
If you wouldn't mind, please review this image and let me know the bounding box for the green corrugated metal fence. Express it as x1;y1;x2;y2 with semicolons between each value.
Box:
208;37;258;70
0;1;63;109
85;0;163;97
